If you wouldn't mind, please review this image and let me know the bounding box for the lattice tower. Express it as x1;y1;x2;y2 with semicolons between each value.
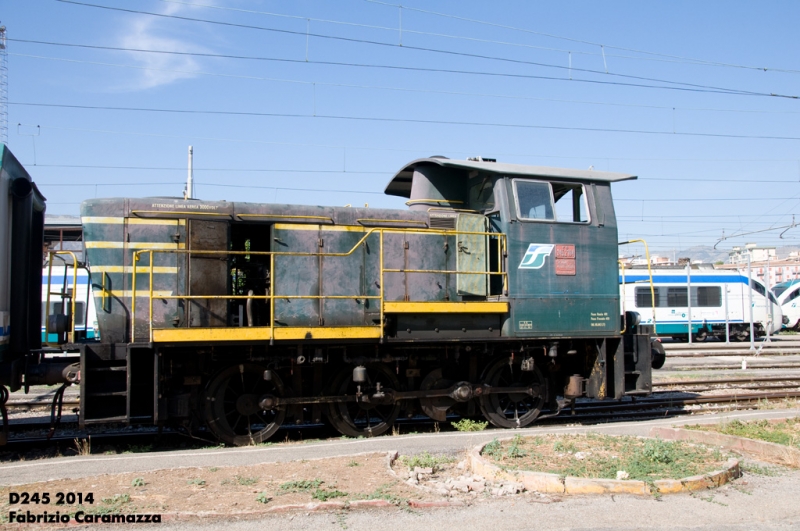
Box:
0;26;7;145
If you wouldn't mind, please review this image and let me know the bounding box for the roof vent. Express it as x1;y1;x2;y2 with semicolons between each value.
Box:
467;157;496;162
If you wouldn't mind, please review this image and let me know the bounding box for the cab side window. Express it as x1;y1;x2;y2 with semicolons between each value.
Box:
553;183;589;223
514;181;553;220
513;179;589;223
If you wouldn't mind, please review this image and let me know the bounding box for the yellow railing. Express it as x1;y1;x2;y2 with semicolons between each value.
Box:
44;251;81;345
130;226;508;343
618;238;656;331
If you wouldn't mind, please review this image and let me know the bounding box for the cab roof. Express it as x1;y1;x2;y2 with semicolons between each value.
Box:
385;157;637;198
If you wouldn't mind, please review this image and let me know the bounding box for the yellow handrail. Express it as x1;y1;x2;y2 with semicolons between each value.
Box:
44;251;80;345
128;226;508;342
618;239;656;331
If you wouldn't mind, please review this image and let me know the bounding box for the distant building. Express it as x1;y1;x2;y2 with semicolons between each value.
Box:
729;245;776;264
44;214;83;264
619;254;674;267
717;257;800;287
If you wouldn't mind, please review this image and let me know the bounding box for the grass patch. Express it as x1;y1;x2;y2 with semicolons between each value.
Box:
256;492;272;504
131;477;145;487
235;475;258;486
483;438;501;460
312;488;348;501
356;483;406;505
685;418;800;449
94;494;132;515
279;479;323;493
741;461;782;477
187;478;206;486
398;452;454;472
482;433;730;483
451;419;488;432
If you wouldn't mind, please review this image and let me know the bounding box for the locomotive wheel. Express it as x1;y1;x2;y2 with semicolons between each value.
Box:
479;355;546;429
204;363;286;446
325;364;401;438
419;368;456;422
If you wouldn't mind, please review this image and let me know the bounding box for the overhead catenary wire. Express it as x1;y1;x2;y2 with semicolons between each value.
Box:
162;0;800;74
22;163;800;184
52;0;800;100
10;101;800;142
36;181;388;194
364;0;800;75
15;49;778;103
11;39;800;116
19;123;800;163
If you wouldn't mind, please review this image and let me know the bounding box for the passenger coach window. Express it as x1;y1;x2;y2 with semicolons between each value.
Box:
513;180;554;221
667;287;688;307
635;287;659;307
693;286;722;307
788;288;800;302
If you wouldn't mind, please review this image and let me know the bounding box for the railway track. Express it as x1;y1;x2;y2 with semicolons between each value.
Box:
3;388;798;451
661;340;800;357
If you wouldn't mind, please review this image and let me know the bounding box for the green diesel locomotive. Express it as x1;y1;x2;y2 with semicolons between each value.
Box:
1;153;654;445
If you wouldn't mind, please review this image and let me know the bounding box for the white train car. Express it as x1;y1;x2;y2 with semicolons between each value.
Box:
41;264;98;343
775;280;800;330
620;267;782;341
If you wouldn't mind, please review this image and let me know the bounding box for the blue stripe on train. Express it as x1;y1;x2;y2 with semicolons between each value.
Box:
42;276;90;285
41;331;96;342
620;275;749;285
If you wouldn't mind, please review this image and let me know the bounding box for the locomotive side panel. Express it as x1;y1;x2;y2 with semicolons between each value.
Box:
272;224;323;327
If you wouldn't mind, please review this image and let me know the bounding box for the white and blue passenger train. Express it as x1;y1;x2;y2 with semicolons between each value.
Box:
620;267;782;341
41;265;98;343
775;279;800;330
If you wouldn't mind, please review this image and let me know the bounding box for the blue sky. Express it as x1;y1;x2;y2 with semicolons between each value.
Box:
3;0;800;259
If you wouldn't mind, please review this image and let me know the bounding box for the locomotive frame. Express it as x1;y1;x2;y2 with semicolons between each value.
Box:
1;152;654;445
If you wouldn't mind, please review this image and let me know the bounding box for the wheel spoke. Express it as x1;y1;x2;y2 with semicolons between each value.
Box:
481;357;545;429
205;364;286;445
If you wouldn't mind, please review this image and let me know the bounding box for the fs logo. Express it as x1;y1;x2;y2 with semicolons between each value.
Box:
518;244;555;269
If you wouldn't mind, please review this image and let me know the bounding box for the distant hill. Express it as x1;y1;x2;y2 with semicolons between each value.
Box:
650;245;800;265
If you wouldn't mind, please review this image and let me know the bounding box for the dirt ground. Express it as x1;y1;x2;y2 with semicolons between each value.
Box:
0;446;795;529
1;452;440;521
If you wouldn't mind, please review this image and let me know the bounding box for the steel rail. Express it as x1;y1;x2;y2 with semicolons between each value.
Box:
655;376;800;386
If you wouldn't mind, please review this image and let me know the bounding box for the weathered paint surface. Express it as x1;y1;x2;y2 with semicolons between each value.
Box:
80;164;625;344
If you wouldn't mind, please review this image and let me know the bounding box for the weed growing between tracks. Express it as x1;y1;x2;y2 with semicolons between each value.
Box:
451;419;488;432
